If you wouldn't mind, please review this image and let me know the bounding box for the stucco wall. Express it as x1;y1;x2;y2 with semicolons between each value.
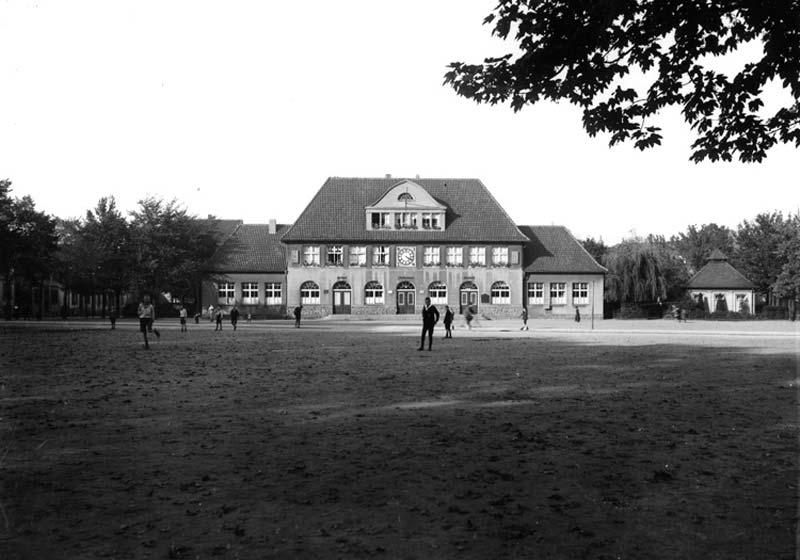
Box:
524;274;605;319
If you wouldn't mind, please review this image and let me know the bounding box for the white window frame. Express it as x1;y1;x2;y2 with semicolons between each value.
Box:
527;282;544;305
492;247;509;266
550;282;566;305
300;281;320;305
327;245;344;266
572;282;589;305
423;246;440;267
491;282;510;304
217;282;235;303
365;281;384;305
446;246;463;267
371;212;390;229
373;245;390;266
469;247;486;267
349;246;366;267
241;282;259;305
264;282;282;305
394;212;418;229
303;246;320;266
429;281;447;305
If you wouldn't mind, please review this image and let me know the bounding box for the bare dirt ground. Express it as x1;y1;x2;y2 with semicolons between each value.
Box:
1;317;798;559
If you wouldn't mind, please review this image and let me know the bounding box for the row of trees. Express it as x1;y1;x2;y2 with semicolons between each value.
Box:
582;213;800;316
1;180;223;319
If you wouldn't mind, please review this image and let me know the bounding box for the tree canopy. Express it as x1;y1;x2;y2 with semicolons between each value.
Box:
444;1;800;162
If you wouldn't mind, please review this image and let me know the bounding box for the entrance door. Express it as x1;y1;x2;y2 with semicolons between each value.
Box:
460;281;478;314
396;281;415;314
332;281;352;315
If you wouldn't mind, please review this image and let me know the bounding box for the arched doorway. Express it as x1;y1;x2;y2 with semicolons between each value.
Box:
460;281;478;314
332;281;352;314
396;281;415;314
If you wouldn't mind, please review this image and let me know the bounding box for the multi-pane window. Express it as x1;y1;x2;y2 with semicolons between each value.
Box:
492;247;509;266
423;246;440;267
371;212;390;229
300;281;320;304
264;282;282;305
303;246;320;266
217;282;235;302
395;212;418;229
572;282;589;305
550;282;566;305
327;245;344;266
422;213;442;229
491;281;510;304
365;281;384;305
372;245;390;266
349;246;366;267
429;281;447;305
527;282;544;305
469;247;486;266
241;282;259;305
446;247;463;267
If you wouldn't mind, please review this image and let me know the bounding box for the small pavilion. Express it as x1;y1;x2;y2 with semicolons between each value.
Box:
686;249;756;314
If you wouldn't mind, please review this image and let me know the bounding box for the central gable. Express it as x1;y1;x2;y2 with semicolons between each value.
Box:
366;180;447;211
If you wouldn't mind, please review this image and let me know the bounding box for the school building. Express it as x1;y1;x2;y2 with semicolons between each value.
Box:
201;177;606;320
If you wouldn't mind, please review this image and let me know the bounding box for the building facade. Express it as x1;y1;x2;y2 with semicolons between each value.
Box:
686;249;756;314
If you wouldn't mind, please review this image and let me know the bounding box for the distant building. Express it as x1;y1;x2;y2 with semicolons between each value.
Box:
205;177;606;320
685;249;756;314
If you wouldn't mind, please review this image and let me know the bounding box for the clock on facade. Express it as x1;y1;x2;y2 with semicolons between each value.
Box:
397;246;416;266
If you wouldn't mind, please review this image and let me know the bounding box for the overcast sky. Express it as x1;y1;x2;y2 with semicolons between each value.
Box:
2;1;797;244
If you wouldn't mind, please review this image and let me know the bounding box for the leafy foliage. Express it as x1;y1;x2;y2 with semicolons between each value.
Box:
733;211;789;299
670;223;735;272
444;1;800;162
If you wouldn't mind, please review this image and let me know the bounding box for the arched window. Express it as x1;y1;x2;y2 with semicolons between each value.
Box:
365;281;384;305
300;281;320;305
397;281;415;290
429;281;447;305
491;281;510;304
397;192;414;202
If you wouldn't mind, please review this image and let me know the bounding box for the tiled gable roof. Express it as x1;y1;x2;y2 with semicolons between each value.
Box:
281;177;529;243
520;225;607;274
686;252;756;289
209;223;289;273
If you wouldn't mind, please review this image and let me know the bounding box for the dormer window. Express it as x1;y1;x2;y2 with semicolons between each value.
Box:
365;180;447;231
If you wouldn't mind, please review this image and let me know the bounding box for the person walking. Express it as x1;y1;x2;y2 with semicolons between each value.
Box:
294;305;303;328
109;306;117;330
137;295;158;349
418;297;440;351
179;305;188;332
443;305;454;339
230;305;240;330
520;307;528;331
214;307;224;331
464;305;474;329
575;307;581;323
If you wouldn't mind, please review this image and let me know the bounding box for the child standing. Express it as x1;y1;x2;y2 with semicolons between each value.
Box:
443;305;454;338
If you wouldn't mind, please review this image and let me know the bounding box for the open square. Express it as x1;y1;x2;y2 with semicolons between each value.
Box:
2;319;798;559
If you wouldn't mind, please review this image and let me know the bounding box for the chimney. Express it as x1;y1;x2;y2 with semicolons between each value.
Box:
268;219;276;234
385;173;392;179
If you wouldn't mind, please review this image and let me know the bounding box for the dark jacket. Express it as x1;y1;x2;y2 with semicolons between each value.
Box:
422;304;439;326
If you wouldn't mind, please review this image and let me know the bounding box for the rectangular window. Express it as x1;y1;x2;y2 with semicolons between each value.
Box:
327;245;344;266
349;246;366;267
371;212;390;229
423;246;440;267
446;247;463;267
429;282;447;305
303;246;320;266
217;282;235;303
394;212;418;229
300;285;320;305
372;245;390;266
527;282;544;305
491;283;510;304
492;247;509;266
469;247;486;267
422;213;443;230
550;282;566;305
572;282;589;305
264;282;282;305
241;282;259;305
291;249;300;264
510;250;520;265
365;283;384;305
